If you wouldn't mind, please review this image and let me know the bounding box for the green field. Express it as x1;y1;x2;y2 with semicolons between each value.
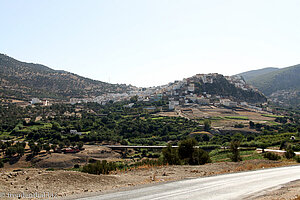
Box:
224;116;249;120
261;114;284;118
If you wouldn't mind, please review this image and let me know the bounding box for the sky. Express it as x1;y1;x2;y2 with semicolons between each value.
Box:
1;0;300;87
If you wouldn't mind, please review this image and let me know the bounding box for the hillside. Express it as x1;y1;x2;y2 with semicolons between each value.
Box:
237;67;279;82
165;73;267;103
0;53;133;100
239;64;300;107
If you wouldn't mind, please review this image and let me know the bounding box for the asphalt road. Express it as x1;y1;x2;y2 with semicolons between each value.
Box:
78;165;300;200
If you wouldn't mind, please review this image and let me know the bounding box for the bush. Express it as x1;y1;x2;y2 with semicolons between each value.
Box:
162;144;181;165
164;139;211;165
190;148;211;165
74;164;80;168
234;124;244;128
294;156;300;163
263;152;281;160
285;146;295;159
82;160;118;175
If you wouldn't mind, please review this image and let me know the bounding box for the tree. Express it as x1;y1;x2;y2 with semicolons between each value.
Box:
190;148;211;165
249;121;255;129
31;145;41;155
0;142;7;151
178;138;197;162
204;120;211;131
202;134;210;142
43;143;51;154
76;141;84;150
231;133;243;142
5;146;17;157
229;141;241;162
16;145;25;157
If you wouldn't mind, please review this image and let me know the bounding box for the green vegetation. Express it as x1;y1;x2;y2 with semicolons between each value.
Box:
285;146;295;159
162;138;211;165
261;114;284;118
294;156;300;163
82;160;121;175
209;149;263;162
0;95;300;169
263;152;281;161
0;102;203;146
224;116;249;120
229;141;242;162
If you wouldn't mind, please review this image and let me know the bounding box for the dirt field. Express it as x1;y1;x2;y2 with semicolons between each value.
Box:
156;106;278;129
0;160;297;200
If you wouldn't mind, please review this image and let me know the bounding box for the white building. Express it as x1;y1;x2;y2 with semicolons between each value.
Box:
188;84;195;92
31;98;41;105
169;101;179;110
220;99;237;107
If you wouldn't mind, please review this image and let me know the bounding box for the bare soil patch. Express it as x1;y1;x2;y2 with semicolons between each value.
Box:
0;160;296;199
254;180;300;200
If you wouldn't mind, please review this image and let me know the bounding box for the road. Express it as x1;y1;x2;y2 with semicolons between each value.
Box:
257;148;300;155
78;165;300;200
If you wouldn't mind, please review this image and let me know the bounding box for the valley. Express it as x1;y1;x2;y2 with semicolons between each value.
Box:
0;54;300;199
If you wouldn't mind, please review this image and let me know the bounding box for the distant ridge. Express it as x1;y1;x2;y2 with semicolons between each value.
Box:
237;64;300;107
237;67;279;82
0;53;133;100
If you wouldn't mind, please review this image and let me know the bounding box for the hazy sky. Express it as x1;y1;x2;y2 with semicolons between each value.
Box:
1;0;300;87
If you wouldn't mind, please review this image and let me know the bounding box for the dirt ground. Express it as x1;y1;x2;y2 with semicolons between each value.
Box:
0;159;297;200
254;180;300;200
2;145;121;170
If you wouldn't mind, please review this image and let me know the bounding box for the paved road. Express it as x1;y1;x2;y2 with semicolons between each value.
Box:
78;165;300;200
257;148;300;155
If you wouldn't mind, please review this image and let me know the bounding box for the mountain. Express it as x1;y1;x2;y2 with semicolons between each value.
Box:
238;64;300;107
0;53;133;100
165;73;267;103
237;67;279;82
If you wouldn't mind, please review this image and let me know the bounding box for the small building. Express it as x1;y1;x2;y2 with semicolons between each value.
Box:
169;101;179;110
31;98;42;105
70;130;82;135
220;99;237;107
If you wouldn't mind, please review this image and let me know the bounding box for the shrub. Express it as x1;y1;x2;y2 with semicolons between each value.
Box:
263;152;281;160
190;148;211;165
74;164;80;168
82;160;118;175
234;124;244;128
294;156;300;163
162;144;181;165
164;139;211;165
285;146;295;159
